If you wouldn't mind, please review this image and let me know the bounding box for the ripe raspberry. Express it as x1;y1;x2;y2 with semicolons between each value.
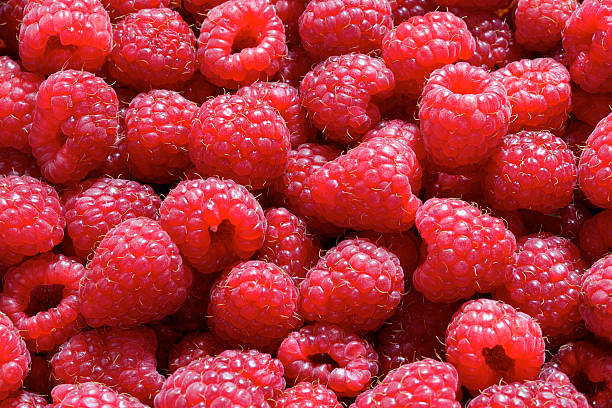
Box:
0;149;41;178
467;380;589;408
298;0;392;59
376;291;459;375
434;0;511;10
419;62;511;172
109;8;196;91
382;12;475;96
19;0;112;75
0;390;47;408
51;382;147;408
484;131;577;213
101;0;172;20
272;0;309;44
578;113;612;208
29;70;119;185
517;0;578;52
276;382;340;408
180;72;219;105
0;56;43;153
0;0;26;56
362;119;426;164
572;88;612;128
300;54;394;144
309;137;422;232
189;94;290;190
422;170;484;202
160;177;266;274
80;217;192;327
167;331;221;373
277;323;378;397
0;312;30;400
197;0;286;89
446;298;545;392
389;0;435;25
0;253;86;352
413;198;516;303
274;46;315;86
579;255;612;341
491;58;572;135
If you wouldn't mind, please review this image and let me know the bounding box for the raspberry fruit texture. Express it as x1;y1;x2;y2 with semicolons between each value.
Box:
413;198;516;303
50;382;148;408
0;390;47;408
579;210;612;263
0;312;30;400
484;131;577;213
362;119;426;165
300;54;395;145
80;217;192;327
579;255;612;341
18;0;112;75
167;331;221;373
389;0;436;25
446;298;546;393
351;359;462;408
277;323;378;397
189;94;291;190
309;137;422;232
579;112;612;208
125;89;198;184
515;0;578;52
572;88;612;128
0;253;86;352
299;238;403;334
197;0;287;89
29;70;119;185
433;0;511;11
298;0;393;59
160;177;266;275
275;382;342;408
382;12;475;96
64;177;161;261
419;62;511;172
101;0;172;20
0;148;41;178
109;8;196;91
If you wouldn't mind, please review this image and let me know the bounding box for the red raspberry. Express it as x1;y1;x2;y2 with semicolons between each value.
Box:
276;382;341;408
29;70;119;185
208;260;302;350
0;391;47;408
516;0;578;52
160;177;266;275
434;0;511;11
0;56;43;153
309;137;422;232
51;382;147;408
0;253;86;352
0;0;26;56
18;0;112;75
389;0;436;25
382;12;475;96
376;291;459;375
167;331;221;373
0;312;30;400
277;323;378;397
272;0;309;44
0;149;41;178
413;198;516;303
180;72;219;105
300;54;394;144
580;255;612;341
101;0;173;20
64;177;161;261
491;58;572;135
299;238;403;333
274;46;315;86
109;8;196;91
189;94;291;190
484;131;577;213
578;112;612;208
362;119;426;164
51;327;164;404
197;0;286;89
351;359;462;408
80;217;192;327
422;170;484;202
572;88;612;128
579;210;612;262
467;380;589;408
298;0;392;59
419;62;511;172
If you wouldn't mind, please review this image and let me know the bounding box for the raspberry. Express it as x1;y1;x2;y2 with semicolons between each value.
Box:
0;390;47;408
419;62;511;172
64;177;161;261
0;253;86;352
189;94;291;190
167;331;221;373
125;89;197;184
362;119;426;164
0;56;43;153
0;312;30;400
413;198;516;303
109;8;196;91
208;260;302;350
515;0;578;52
382;12;475;96
236;82;316;149
300;54;395;144
467;380;589;408
376;291;459;375
80;217;192;327
484;131;577;213
18;0;112;75
29;70;119;185
491;58;572;135
101;0;173;20
434;0;511;11
272;0;309;44
446;298;546;392
422;170;484;202
50;382;148;408
578;112;612;208
274;46;315;86
197;0;286;89
256;207;321;281
51;327;164;404
160;177;266;275
276;383;341;408
180;72;219;105
579;255;612;341
351;359;462;408
0;0;26;56
309;137;422;232
277;323;378;397
0;149;41;178
572;88;612;128
389;0;435;25
298;0;392;59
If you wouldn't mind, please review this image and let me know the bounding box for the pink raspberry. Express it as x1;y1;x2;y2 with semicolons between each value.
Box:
515;0;578;52
0;0;27;55
413;198;516;303
277;323;378;397
580;255;612;341
0;148;40;178
579;112;612;208
433;0;511;10
50;382;148;408
572;88;612;127
276;382;341;408
101;0;173;20
167;331;221;373
446;298;546;393
382;12;475;96
197;0;286;89
160;177;266;274
0;390;47;408
579;209;612;262
467;380;589;408
389;0;436;25
0;312;30;400
362;119;426;164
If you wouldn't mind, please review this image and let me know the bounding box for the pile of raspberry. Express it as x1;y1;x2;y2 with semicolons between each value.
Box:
2;0;612;406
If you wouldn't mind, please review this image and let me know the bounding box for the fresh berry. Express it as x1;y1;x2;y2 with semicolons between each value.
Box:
50;382;148;408
276;382;341;408
572;88;612;127
0;390;47;408
579;112;612;208
167;331;221;373
362;119;426;164
515;0;578;52
0;312;30;400
433;0;511;11
101;0;173;20
579;255;612;341
579;210;612;263
389;0;436;25
0;148;40;178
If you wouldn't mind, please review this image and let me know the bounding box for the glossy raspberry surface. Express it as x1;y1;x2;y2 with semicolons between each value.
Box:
0;312;30;400
579;255;612;341
50;382;148;408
